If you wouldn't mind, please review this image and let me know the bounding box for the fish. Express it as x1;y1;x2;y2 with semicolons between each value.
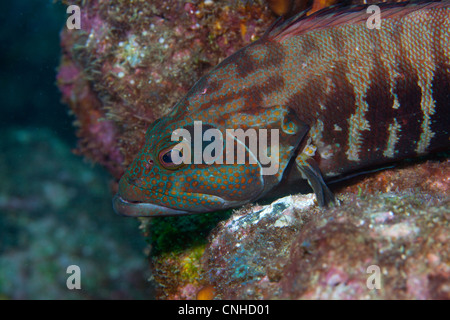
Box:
113;1;450;217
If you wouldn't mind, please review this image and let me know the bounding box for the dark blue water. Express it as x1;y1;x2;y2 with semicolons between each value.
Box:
0;1;152;299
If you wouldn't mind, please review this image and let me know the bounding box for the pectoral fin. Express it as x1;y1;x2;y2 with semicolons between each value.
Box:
295;153;335;207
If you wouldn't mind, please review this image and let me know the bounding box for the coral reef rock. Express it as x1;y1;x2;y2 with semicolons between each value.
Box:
204;190;449;299
148;160;449;299
57;0;273;178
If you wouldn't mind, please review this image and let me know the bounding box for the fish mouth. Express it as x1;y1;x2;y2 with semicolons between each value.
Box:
112;194;189;217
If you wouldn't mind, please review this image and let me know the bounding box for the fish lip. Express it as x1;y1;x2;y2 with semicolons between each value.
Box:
112;194;189;217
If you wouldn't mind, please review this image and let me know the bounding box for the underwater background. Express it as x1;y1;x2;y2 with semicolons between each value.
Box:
0;1;152;299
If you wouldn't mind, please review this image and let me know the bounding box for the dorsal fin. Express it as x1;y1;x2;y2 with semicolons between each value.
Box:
264;0;449;42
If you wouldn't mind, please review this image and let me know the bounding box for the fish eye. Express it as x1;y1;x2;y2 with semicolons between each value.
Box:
158;147;184;170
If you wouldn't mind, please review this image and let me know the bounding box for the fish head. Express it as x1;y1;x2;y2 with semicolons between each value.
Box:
113;117;266;216
113;86;270;216
114;73;308;217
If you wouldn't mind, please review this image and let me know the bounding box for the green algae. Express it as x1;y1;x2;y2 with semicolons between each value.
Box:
145;210;232;256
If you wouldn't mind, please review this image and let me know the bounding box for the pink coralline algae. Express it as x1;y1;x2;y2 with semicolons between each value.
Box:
57;56;124;178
